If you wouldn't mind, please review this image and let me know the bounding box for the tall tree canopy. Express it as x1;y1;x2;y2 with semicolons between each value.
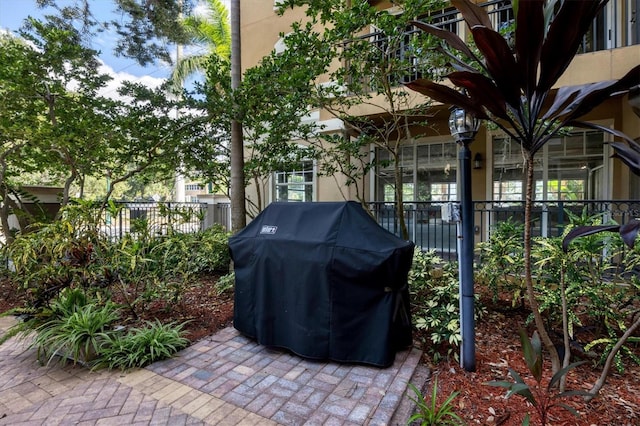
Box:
0;13;196;241
262;0;446;237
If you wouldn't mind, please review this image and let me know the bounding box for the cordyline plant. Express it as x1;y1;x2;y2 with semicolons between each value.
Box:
406;0;640;375
487;330;589;426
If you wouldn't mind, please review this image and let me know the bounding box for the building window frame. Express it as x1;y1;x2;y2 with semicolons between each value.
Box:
273;159;316;203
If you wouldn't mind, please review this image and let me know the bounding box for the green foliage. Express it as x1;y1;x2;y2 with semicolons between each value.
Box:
409;249;484;362
215;272;235;296
407;377;463;426
97;320;189;371
4;205;106;307
252;0;448;228
407;0;640;377
3;201;230;321
532;211;640;373
486;330;589;426
1;18;196;233
170;0;231;89
476;208;639;376
154;224;230;276
148;224;230;308
31;293;121;366
476;219;525;306
5;285;188;370
585;336;640;374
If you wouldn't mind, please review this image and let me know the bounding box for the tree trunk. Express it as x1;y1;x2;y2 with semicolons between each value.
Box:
230;0;246;232
560;263;571;391
523;154;560;373
393;153;408;240
61;171;77;210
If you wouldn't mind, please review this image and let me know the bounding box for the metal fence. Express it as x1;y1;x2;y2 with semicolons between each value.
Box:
99;202;231;239
370;200;640;258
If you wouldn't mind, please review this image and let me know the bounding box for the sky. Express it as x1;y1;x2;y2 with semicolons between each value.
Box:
0;0;224;97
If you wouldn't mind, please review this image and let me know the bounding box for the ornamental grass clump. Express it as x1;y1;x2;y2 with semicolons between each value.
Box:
97;320;189;371
32;297;121;366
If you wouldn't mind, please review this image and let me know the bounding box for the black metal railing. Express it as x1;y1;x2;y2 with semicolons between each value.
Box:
99;202;231;240
99;202;207;240
358;0;638;89
370;200;640;257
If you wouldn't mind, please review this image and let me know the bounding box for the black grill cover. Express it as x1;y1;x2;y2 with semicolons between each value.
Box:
229;201;414;367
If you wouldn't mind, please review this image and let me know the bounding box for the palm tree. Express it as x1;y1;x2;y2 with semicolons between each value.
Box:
169;0;231;89
406;0;640;374
229;0;246;231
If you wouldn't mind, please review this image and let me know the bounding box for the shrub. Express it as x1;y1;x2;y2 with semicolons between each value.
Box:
532;214;639;374
97;320;189;370
215;272;235;296
32;294;121;366
148;226;230;309
408;249;484;362
476;219;525;307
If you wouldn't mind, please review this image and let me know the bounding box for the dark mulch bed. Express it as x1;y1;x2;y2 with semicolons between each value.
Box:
415;297;640;425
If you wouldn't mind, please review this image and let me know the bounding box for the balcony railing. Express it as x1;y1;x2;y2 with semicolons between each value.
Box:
359;0;638;88
431;0;639;53
370;200;640;258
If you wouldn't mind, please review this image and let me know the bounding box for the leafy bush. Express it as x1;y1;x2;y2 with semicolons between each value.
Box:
215;272;235;296
532;213;640;373
1;201;228;371
476;219;525;307
5;215;106;307
154;225;230;275
147;225;230;309
408;249;484;362
3;200;231;320
97;320;189;370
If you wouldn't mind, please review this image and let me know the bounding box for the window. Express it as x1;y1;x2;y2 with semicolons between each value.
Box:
536;179;586;201
185;184;204;191
493;180;523;201
382;182;415;203
376;140;457;202
430;182;457;202
274;160;315;202
492;131;604;201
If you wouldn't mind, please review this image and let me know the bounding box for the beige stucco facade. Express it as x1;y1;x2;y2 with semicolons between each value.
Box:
240;1;640;216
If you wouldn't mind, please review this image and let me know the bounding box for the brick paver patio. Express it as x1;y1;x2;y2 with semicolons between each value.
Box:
0;316;426;425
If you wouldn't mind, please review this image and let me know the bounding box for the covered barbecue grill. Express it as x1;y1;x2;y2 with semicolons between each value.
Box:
229;201;414;367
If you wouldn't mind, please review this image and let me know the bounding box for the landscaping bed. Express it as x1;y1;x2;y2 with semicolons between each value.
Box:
419;301;640;425
2;274;638;425
1;204;638;424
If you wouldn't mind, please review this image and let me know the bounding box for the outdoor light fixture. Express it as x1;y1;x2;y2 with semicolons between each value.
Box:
448;107;480;143
448;105;480;372
473;153;483;169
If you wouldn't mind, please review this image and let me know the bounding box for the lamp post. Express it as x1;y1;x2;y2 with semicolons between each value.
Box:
448;106;480;372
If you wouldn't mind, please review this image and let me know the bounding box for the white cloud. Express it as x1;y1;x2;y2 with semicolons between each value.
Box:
193;0;231;18
97;61;166;100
